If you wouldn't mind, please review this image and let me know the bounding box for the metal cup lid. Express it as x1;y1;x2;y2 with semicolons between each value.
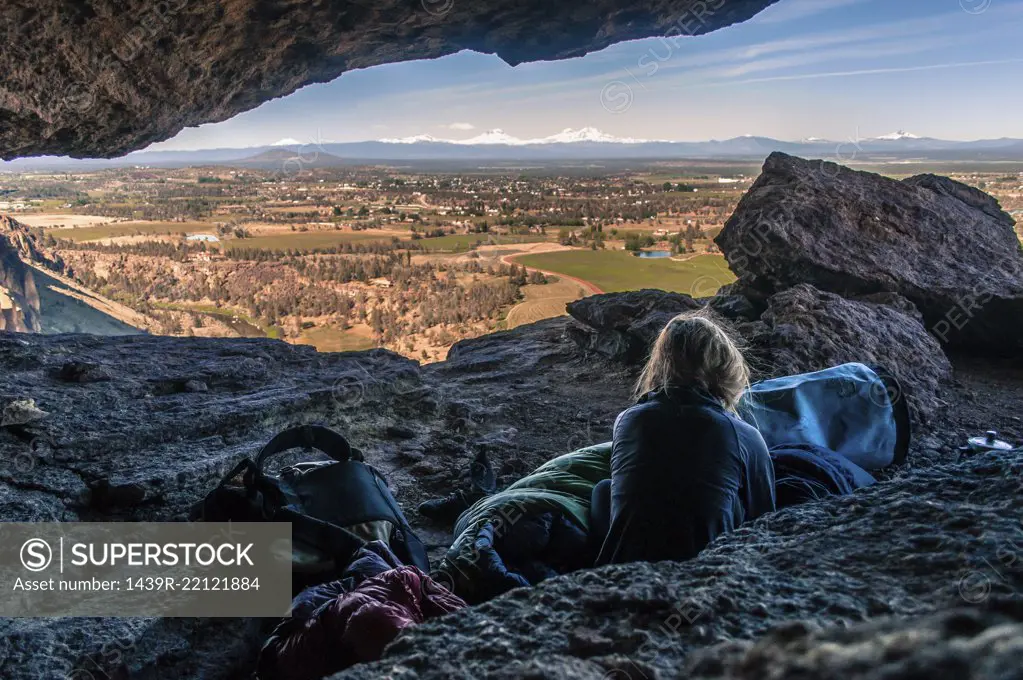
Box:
967;430;1014;452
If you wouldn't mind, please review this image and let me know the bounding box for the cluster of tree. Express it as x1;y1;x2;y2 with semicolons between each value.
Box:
57;242;549;351
623;232;658;252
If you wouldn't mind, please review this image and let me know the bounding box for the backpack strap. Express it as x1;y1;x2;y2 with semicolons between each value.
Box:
255;425;358;471
275;506;367;566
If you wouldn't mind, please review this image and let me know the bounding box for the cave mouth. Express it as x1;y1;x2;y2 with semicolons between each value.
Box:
2;1;1023;679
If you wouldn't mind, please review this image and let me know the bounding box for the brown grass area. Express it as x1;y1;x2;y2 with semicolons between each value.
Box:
295;323;377;353
505;278;587;329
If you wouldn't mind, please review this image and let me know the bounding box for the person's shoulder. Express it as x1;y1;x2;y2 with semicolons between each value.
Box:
722;410;770;453
614;394;674;430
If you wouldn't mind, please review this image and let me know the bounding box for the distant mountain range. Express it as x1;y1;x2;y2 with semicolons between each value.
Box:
4;128;1023;170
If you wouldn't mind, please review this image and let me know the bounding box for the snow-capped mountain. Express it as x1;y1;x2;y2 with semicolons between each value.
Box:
380;127;649;145
873;130;923;141
379;134;444;144
457;129;528;145
5;129;1023;170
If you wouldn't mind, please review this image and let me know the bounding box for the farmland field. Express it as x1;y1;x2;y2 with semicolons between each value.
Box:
296;324;377;352
47;221;211;241
505;277;588;329
223;229;399;252
515;250;736;297
415;233;548;252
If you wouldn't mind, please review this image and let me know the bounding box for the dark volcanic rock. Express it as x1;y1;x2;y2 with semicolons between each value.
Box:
715;153;1023;352
740;284;953;423
686;603;1023;680
0;320;636;678
332;448;1023;679
0;317;1016;679
564;286;951;422
567;289;701;363
0;0;780;159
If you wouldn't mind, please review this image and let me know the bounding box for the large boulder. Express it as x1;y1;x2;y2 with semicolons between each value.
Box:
715;152;1023;353
740;284;953;423
566;289;701;363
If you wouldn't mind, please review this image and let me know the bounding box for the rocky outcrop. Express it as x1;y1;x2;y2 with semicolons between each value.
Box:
332;447;1023;679
0;221;42;332
0;321;634;678
566;289;701;363
715;152;1023;352
0;0;780;159
564;284;951;423
739;284;953;423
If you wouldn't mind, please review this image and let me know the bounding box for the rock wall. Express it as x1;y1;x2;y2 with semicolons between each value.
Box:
0;0;780;159
0;219;42;332
0;215;142;335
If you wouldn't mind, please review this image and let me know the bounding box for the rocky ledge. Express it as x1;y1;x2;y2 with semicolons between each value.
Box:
1;311;1021;678
335;447;1023;679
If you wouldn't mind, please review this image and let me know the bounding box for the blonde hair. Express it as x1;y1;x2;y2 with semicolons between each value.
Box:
635;310;750;411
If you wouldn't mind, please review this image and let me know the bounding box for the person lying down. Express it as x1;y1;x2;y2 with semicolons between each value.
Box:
436;314;896;602
590;309;777;566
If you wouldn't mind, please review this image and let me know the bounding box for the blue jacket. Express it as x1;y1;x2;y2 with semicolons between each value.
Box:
595;386;776;565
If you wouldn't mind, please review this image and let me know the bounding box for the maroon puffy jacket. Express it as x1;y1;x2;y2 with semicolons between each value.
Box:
259;567;466;680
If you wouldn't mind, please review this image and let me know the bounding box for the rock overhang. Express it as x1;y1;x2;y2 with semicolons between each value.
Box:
0;0;781;160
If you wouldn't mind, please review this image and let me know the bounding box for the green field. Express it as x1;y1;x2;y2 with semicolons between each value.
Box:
223;230;398;252
48;221;210;241
415;233;548;252
297;325;377;352
516;251;736;297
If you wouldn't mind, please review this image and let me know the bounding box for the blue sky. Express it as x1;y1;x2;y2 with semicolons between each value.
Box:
150;0;1023;150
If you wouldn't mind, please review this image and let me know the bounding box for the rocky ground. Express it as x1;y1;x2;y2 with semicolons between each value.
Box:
2;157;1022;679
0;309;1021;679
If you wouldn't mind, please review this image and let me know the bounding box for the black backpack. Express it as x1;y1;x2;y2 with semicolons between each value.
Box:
191;425;429;591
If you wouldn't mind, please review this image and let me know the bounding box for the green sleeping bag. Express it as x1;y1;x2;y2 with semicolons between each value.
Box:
436;442;611;601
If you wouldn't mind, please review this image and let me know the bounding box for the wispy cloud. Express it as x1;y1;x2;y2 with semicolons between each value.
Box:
720;57;1023;86
446;122;475;130
715;34;965;78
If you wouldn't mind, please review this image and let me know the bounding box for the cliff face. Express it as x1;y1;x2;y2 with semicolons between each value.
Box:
0;215;141;335
0;217;42;332
0;0;780;159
